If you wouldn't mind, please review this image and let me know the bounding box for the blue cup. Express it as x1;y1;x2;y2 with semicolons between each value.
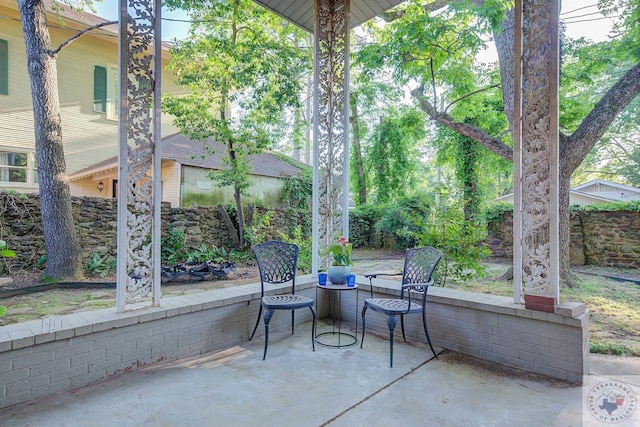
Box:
347;274;356;287
318;273;327;286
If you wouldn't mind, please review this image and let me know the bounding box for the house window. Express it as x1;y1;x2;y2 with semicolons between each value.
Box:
94;65;107;112
0;151;37;184
94;65;119;119
0;39;8;95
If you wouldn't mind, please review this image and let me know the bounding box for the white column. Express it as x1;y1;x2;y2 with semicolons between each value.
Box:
312;0;350;274
516;0;560;304
116;0;162;311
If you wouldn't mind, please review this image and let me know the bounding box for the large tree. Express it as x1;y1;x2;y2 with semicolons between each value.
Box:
18;0;114;281
163;0;309;249
364;0;640;286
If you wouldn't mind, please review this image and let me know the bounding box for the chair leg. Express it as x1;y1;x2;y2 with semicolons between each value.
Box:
310;306;317;352
262;308;274;360
360;304;368;348
291;310;295;335
400;314;407;343
387;315;398;368
422;309;438;358
249;304;263;341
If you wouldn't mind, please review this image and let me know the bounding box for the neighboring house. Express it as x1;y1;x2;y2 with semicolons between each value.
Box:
0;0;184;193
68;133;307;208
494;179;640;206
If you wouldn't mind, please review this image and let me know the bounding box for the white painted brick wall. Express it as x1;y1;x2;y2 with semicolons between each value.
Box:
0;276;588;409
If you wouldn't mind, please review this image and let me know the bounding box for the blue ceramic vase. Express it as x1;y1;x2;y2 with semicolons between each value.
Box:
327;265;350;285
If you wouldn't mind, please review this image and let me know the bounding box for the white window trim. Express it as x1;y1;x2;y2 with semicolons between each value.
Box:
0;148;37;187
106;63;118;121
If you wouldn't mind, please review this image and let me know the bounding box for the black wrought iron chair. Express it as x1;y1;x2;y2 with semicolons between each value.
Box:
361;246;442;367
249;241;317;360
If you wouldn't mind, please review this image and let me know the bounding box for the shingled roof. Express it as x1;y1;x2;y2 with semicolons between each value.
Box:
69;133;305;181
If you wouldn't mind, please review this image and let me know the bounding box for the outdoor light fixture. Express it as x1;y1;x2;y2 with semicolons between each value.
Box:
97;180;104;193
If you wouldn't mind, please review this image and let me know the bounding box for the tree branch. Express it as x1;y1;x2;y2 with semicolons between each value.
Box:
51;20;117;57
381;0;457;22
445;84;500;113
563;62;640;172
411;85;513;162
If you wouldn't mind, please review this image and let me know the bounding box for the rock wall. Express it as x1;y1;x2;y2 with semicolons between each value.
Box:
0;193;308;271
486;210;640;268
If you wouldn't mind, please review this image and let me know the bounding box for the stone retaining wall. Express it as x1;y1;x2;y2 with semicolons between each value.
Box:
0;193;308;270
485;210;640;268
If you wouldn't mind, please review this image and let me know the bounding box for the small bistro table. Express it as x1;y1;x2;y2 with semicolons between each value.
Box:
314;282;359;348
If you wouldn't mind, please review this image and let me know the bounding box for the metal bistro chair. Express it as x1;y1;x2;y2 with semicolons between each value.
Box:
361;246;442;367
249;241;317;360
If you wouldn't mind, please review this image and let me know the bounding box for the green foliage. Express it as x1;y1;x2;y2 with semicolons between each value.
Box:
419;202;490;286
368;107;427;204
349;205;385;248
590;341;640;357
0;305;6;317
161;227;187;266
0;240;16;259
0;239;16;275
570;200;640;213
323;237;353;267
279;226;311;274
244;209;272;247
282;169;312;209
482;203;513;233
187;243;228;263
163;0;311;248
375;196;432;249
83;252;116;278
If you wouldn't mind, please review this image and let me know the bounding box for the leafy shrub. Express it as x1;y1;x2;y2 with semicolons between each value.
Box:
84;252;116;278
279;226;312;274
244;209;272;247
187;243;228;263
419;202;490;286
482;203;513;233
161;227;187;266
349;204;384;248
375;196;432;249
571;200;640;212
282;169;312;209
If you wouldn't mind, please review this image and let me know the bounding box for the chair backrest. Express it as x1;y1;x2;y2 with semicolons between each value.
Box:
402;246;442;291
253;241;299;290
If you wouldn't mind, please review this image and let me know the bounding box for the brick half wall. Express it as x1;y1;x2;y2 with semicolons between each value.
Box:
0;278;588;409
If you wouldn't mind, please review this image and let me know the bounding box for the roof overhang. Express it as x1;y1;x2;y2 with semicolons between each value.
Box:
252;0;406;33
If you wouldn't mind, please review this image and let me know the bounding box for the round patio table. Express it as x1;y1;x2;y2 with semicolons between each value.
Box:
314;283;358;348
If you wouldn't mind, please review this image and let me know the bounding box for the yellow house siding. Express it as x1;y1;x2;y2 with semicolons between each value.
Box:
0;4;36;148
161;160;181;207
0;0;185;195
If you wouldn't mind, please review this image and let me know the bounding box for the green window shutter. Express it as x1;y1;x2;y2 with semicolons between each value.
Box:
0;40;8;95
93;65;107;112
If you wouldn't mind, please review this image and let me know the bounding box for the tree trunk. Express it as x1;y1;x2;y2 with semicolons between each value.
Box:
558;161;577;287
19;0;83;281
349;92;367;205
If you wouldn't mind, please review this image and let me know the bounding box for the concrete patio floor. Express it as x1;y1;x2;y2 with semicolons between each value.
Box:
0;320;590;427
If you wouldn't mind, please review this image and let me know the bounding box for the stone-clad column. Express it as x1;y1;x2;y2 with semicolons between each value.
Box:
312;0;350;273
116;0;162;311
514;0;560;305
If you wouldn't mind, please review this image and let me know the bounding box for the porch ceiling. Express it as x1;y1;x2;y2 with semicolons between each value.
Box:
252;0;406;32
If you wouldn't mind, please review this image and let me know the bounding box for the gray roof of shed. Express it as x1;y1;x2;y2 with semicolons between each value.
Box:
69;133;305;180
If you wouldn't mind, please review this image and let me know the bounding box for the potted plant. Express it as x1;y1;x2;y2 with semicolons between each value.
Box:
324;236;352;285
